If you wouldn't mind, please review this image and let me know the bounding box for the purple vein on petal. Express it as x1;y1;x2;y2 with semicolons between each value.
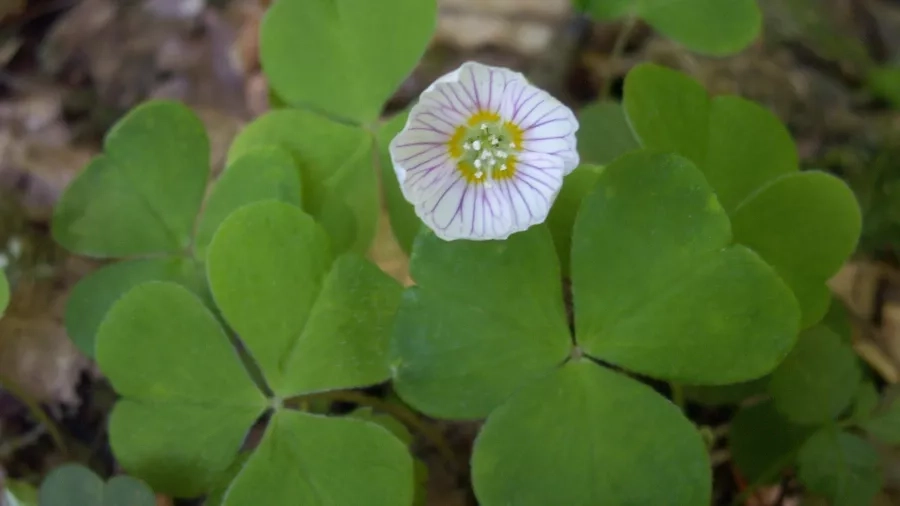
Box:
523;104;563;130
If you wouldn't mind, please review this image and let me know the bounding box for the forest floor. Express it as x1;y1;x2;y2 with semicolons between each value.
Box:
2;0;900;505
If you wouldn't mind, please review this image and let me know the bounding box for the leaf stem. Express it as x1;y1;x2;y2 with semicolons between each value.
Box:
289;390;460;474
600;15;638;100
0;372;67;456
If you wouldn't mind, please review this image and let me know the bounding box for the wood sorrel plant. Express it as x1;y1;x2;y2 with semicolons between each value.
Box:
40;0;873;505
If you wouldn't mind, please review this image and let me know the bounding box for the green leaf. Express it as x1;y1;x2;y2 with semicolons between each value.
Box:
39;464;156;506
64;257;207;357
730;400;814;485
205;452;252;506
862;396;900;444
682;377;768;407
472;360;710;506
207;201;331;395
823;297;853;343
575;102;640;166
639;0;761;56
623;64;710;166
849;381;880;425
546;164;603;276
867;65;900;109
378;108;420;255
228;109;377;254
582;0;761;55
194;146;303;259
704;96;797;213
0;270;8;316
223;410;414;506
769;325;862;425
259;0;436;125
572;151;800;384
96;282;267;496
797;427;882;506
733;171;862;327
391;226;572;419
5;480;37;506
53;101;209;258
280;253;403;394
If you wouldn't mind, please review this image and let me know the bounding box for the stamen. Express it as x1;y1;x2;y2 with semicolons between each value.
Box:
473;140;482;150
500;164;507;171
474;159;482;169
475;171;484;179
464;142;472;151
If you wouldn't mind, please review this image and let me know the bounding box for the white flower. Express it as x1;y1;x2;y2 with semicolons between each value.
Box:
389;61;580;241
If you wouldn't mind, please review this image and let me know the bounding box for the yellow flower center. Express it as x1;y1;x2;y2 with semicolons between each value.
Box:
448;111;524;187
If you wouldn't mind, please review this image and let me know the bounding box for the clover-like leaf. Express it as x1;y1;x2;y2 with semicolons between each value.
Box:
546;164;603;275
260;0;436;125
96;282;267;497
52;101;208;258
623;64;861;327
223;410;413;506
39;464;156;506
472;360;710;506
797;427;882;506
861;394;900;444
581;0;761;56
194;146;303;258
378;108;420;255
207;200;402;398
572;150;800;384
730;400;814;485
769;325;862;425
64;258;207;357
576;102;640;166
228;109;378;254
391;226;572;420
732;171;862;327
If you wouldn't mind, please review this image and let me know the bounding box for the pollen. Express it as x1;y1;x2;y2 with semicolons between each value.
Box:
449;110;522;185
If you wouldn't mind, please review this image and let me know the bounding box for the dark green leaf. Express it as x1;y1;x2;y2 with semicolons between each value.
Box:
575;102;640;165
39;464;156;506
223;410;414;506
572;151;800;384
862;396;900;444
472;360;710;506
96;282;266;496
797;427;882;506
52;101;208;257
391;226;571;419
0;270;8;316
682;378;768;407
378;108;420;255
546;164;603;276
730;400;814;485
769;325;862;425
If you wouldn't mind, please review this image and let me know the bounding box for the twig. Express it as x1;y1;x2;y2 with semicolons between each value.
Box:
600;15;638;100
0;372;67;456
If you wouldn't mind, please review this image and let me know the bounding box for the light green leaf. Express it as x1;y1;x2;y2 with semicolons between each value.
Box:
96;282;266;496
280;253;403;395
5;479;37;506
862;396;900;444
732;171;862;327
0;270;8;316
378;108;420;255
64;257;207;357
194;146;303;259
705;96;797;212
623;64;710;166
207;201;331;395
260;0;436;125
769;325;862;425
52;101;209;258
391;226;572;419
472;360;710;506
797;427;882;506
38;464;156;506
204;452;252;506
223;410;414;506
546;164;603;276
572;151;800;384
228;109;377;254
730;400;813;485
575;102;640;166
